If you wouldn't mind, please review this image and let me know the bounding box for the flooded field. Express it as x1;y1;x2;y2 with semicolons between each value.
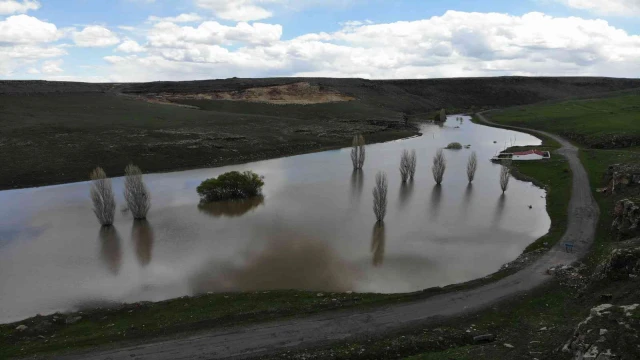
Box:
0;116;550;323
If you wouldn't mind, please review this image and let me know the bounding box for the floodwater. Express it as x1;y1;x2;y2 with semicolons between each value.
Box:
0;116;550;323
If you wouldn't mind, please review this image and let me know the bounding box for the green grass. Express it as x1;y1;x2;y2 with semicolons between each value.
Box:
0;93;415;190
489;93;640;148
513;154;571;252
0;290;409;359
404;346;475;359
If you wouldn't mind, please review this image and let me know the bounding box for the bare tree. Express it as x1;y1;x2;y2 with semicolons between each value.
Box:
467;151;478;183
373;171;388;222
90;167;116;226
124;164;151;219
399;150;411;183
432;149;446;185
408;150;417;180
350;134;366;170
500;159;512;193
439;108;446;122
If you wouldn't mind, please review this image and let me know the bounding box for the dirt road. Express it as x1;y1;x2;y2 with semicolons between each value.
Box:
59;113;599;360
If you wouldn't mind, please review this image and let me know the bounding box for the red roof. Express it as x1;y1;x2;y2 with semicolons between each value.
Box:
513;150;546;156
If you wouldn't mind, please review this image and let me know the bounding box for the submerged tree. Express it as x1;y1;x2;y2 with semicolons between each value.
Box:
399;150;411;183
373;171;388;222
467;151;478;183
432;149;447;185
500;159;512;193
351;134;366;170
408;149;417;180
90;167;116;226
124;164;151;219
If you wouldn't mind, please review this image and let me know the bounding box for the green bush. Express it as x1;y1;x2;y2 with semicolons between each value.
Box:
197;171;264;202
446;142;462;150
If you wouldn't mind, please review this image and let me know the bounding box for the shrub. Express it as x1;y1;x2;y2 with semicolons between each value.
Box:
90;167;116;226
446;142;463;150
373;171;388;222
124;164;151;219
197;171;264;202
467;151;478;183
500;159;512;193
432;149;446;185
351;134;366;170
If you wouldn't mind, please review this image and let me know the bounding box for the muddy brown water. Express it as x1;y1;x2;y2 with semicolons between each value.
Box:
0;116;550;324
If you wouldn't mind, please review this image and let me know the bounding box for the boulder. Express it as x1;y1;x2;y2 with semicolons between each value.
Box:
562;304;639;360
612;199;640;239
604;164;640;194
15;325;27;332
65;316;82;325
596;247;640;281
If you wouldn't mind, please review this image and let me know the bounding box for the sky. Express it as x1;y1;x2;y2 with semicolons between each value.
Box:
1;0;639;82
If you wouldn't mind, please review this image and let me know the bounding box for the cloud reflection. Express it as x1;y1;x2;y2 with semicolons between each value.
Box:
190;229;355;294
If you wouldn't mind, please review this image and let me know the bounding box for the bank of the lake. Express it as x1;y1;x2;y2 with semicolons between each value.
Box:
0;115;561;359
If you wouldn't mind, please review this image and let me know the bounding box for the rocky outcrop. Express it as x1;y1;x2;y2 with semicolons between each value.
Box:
562;304;640;360
604;164;640;194
596;247;640;281
612;199;640;239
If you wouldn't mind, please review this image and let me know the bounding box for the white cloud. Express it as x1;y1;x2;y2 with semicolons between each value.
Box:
147;13;203;23
102;10;640;82
41;59;63;73
0;15;59;43
116;39;146;53
555;0;640;16
27;67;39;74
0;0;40;15
195;0;274;21
147;21;282;47
72;25;120;47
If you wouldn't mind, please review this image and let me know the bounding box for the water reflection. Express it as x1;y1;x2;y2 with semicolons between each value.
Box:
398;182;414;210
459;183;474;221
98;226;122;275
131;219;154;267
492;194;507;228
429;185;443;221
197;196;265;218
0;115;552;323
350;170;364;201
371;222;386;267
190;230;355;293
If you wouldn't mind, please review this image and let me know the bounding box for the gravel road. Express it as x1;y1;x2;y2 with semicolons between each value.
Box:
59;112;599;360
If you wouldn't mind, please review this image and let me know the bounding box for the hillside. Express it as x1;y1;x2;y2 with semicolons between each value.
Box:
1;76;639;190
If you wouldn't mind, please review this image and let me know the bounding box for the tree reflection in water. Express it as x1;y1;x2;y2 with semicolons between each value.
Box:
198;196;265;218
98;225;122;275
131;219;154;267
371;222;386;267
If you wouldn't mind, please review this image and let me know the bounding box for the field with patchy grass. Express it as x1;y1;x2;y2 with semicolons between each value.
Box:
2;76;640;190
489;91;640;148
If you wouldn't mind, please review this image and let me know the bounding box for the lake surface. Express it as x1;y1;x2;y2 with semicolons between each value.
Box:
0;116;550;323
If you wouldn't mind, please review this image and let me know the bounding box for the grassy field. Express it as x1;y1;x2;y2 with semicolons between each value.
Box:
0;93;414;190
489;92;640;148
